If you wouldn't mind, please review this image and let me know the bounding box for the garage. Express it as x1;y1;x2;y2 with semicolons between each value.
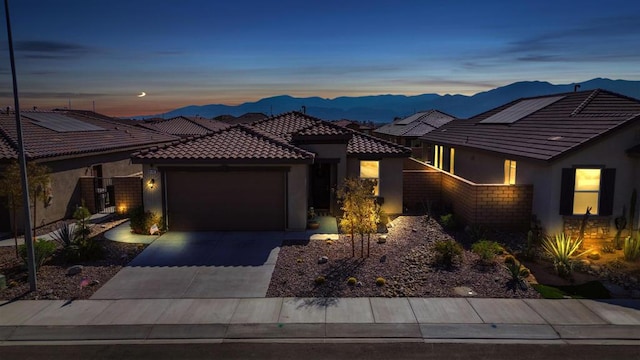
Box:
165;169;286;231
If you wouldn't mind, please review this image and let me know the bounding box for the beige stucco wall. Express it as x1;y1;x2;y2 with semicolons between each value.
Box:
346;157;405;215
142;163;309;231
9;153;140;231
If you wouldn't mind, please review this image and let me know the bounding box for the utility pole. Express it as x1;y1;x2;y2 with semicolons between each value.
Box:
4;0;37;291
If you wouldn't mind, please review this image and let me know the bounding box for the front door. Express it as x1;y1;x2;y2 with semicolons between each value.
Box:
310;163;332;212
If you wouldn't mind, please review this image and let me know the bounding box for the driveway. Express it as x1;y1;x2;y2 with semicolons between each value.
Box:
91;231;282;299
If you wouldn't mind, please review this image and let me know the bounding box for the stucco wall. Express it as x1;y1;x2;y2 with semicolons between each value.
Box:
346;157;405;215
9;154;140;231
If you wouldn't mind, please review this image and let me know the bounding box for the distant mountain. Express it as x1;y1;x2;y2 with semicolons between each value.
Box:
136;78;640;122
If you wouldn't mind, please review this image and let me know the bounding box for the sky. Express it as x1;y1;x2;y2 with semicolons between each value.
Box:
0;0;639;117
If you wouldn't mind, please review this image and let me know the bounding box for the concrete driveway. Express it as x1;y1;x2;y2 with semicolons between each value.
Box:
91;231;282;299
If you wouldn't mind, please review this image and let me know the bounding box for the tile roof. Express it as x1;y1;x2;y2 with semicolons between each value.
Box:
133;111;410;164
374;110;455;137
0;110;179;161
421;89;640;161
253;112;410;157
133;124;314;164
136;116;229;136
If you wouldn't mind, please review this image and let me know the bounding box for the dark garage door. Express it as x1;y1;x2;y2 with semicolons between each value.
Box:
165;170;286;231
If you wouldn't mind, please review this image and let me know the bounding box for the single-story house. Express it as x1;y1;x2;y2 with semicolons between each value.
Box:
420;89;640;244
374;110;455;160
133;111;411;231
135;116;229;137
333;119;375;135
214;112;267;125
0;110;178;234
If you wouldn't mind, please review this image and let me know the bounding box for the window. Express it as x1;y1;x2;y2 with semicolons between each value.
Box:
504;160;516;185
559;167;616;216
573;169;601;215
433;145;444;169
449;148;455;175
360;160;379;196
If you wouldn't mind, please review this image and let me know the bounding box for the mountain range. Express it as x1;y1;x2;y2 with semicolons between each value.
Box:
139;78;640;123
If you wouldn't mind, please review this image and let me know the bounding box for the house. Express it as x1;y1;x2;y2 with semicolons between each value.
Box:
135;116;229;137
133;111;410;231
0;110;178;234
333;119;375;135
374;110;455;160
214;112;267;125
420;89;640;246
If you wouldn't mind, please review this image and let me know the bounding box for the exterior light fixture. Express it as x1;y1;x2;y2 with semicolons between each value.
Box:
148;178;156;189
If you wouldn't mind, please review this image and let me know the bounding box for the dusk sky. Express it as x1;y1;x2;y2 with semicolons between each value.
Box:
1;0;639;116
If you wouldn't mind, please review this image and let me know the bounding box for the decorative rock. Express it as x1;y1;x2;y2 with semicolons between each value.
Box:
318;256;329;264
587;252;601;260
45;289;54;295
356;281;363;287
67;265;83;276
378;234;387;243
602;282;629;297
411;228;418;232
90;279;100;286
590;265;601;273
453;286;477;297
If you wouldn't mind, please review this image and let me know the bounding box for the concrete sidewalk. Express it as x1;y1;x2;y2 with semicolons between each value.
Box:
1;297;640;344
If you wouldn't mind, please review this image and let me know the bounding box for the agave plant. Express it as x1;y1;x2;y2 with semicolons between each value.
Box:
541;233;590;278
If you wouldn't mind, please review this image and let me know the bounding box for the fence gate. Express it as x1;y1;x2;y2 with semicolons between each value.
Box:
94;177;115;214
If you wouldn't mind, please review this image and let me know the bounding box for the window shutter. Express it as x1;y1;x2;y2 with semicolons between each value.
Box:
599;168;616;216
559;168;575;215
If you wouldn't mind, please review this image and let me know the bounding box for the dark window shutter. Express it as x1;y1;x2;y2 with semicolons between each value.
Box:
559;168;575;215
599;168;616;216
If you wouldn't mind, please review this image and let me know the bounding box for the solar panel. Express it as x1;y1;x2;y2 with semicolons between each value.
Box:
24;113;105;132
479;96;565;124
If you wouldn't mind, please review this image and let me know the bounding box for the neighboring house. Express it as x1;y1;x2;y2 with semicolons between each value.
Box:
215;112;267;125
133;111;410;231
135;116;229;137
333;119;375;135
374;110;455;160
420;89;640;244
0;110;178;234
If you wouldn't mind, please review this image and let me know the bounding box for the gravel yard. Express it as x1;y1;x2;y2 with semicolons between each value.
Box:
0;219;146;300
267;215;541;298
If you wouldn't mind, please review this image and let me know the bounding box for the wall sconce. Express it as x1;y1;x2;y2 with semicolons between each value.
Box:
147;178;156;190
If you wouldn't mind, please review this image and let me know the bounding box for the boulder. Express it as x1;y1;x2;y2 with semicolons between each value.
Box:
318;256;329;264
66;265;83;276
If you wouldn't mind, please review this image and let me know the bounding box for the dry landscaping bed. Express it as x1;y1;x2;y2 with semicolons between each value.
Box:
0;218;146;300
268;216;541;298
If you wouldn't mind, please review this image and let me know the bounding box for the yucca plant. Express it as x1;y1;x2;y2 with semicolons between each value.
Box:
623;234;640;262
541;233;589;278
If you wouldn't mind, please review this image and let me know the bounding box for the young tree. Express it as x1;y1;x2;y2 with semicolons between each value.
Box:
337;178;379;258
27;162;51;240
0;161;22;257
0;160;51;251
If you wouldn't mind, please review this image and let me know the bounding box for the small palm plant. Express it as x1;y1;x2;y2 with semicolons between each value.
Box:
541;233;589;278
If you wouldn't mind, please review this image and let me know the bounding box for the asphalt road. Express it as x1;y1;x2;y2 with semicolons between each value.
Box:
2;342;639;360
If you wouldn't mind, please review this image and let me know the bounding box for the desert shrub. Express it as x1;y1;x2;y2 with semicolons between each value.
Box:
623;235;640;261
504;259;529;290
129;206;163;235
375;277;386;286
314;276;326;285
439;213;457;230
347;277;357;285
466;224;488;242
433;239;463;267
601;243;616;254
19;239;57;271
471;240;502;264
542;233;589;278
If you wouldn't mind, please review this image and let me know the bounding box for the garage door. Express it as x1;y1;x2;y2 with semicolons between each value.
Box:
165;170;286;231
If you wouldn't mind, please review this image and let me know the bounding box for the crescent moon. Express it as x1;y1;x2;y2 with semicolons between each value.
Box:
137;92;146;97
